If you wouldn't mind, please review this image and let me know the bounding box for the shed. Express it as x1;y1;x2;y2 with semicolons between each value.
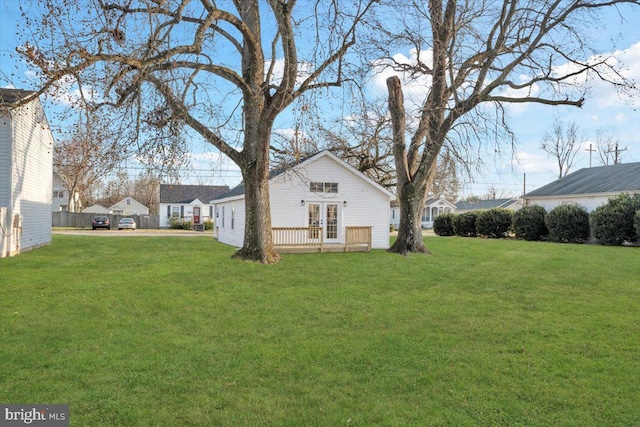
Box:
213;150;395;252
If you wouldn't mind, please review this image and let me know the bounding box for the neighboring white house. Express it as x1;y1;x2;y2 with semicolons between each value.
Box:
523;162;640;212
213;150;395;250
83;204;111;214
455;198;523;213
108;197;149;216
52;171;81;212
159;184;229;228
390;197;457;229
0;89;54;258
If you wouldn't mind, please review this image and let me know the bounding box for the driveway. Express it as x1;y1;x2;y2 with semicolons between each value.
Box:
53;229;215;237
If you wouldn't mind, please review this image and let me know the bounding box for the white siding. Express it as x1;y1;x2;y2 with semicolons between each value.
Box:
0;110;11;208
4;99;53;254
526;194;617;213
215;200;245;248
215;152;393;250
271;155;391;248
159;202;216;227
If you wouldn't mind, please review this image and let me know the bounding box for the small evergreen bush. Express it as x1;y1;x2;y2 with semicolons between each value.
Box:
204;219;214;230
181;220;194;230
453;212;478;237
590;193;640;246
512;205;548;241
635;210;640;239
433;213;456;236
545;204;590;243
476;208;513;238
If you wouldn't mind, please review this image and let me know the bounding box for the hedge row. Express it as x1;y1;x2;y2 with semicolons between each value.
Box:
432;193;640;246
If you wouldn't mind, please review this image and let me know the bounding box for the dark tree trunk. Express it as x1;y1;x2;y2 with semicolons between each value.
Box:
232;126;280;264
233;167;279;264
389;181;429;255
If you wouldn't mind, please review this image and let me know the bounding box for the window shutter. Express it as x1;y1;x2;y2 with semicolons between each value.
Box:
167;205;171;218
180;206;184;218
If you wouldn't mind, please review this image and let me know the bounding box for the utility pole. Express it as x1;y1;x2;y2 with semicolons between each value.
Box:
605;143;627;164
585;143;596;167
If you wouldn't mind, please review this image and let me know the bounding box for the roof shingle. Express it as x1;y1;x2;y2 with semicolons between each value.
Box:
525;162;640;197
160;184;229;204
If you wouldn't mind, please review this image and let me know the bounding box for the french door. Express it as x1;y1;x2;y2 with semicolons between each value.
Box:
308;202;340;242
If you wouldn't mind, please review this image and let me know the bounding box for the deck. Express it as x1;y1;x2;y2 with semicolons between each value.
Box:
272;226;372;254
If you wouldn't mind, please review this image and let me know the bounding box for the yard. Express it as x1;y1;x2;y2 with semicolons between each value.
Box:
1;235;639;426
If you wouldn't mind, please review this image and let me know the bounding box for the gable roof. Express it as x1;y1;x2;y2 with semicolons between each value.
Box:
524;162;640;198
212;150;395;202
0;88;36;106
455;198;520;211
160;184;230;204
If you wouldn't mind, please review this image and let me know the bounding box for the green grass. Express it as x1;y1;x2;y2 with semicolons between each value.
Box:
1;235;639;426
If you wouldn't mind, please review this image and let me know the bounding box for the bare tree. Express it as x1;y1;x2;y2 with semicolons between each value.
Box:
541;119;584;178
54;112;123;210
595;127;628;165
16;0;376;263
382;0;638;255
316;98;396;189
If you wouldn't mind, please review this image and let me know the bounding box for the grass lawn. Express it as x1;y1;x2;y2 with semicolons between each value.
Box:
1;235;639;426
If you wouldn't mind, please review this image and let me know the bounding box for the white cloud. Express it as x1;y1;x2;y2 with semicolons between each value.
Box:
511;151;556;174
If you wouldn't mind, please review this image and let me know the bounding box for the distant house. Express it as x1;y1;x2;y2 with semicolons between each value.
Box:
213;150;395;251
109;197;149;216
52;171;81;212
455;198;522;213
0;89;54;257
390;197;457;229
524;162;640;212
159;184;229;228
83;204;111;214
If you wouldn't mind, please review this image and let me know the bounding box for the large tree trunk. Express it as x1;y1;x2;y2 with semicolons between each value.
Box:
389;182;429;255
232;127;280;264
387;75;429;255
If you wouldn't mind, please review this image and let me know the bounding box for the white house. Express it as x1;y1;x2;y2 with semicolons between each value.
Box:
213;150;395;250
524;162;640;212
52;171;81;212
159;184;229;228
108;196;149;216
0;89;54;258
390;197;457;229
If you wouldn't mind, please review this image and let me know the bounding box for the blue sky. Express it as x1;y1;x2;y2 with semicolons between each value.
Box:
1;1;639;198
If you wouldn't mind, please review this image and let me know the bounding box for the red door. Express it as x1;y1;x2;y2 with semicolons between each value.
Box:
193;207;201;224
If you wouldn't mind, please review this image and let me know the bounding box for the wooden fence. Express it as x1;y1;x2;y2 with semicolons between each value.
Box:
52;212;160;229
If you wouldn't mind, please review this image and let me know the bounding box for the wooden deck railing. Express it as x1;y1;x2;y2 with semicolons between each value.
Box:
271;226;372;253
345;226;372;252
272;227;324;249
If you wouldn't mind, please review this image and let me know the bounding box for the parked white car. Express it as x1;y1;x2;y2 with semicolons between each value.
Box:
118;217;136;230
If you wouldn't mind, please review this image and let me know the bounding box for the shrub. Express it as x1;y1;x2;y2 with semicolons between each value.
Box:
512;205;548;241
453;212;478;237
168;217;184;229
476;208;513;238
590;193;640;246
545;204;590;243
181;220;194;230
433;213;456;236
204;220;214;230
635;210;640;239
